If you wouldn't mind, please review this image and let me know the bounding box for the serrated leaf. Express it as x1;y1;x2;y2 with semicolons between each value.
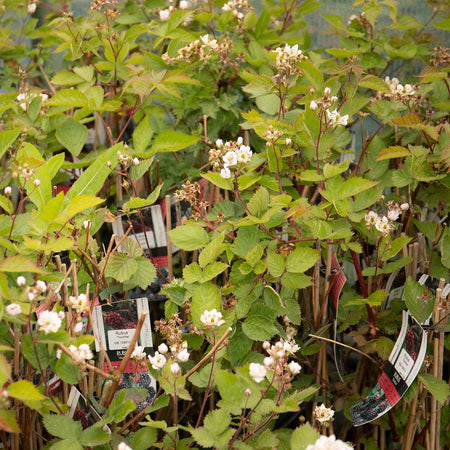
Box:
337;177;379;200
56;117;88;157
43;414;82;440
131;257;156;289
267;251;285;278
151;130;198;153
46;89;87;107
65;145;118;203
67;195;104;218
0;255;46;273
51;71;85;86
346;290;388;306
281;272;313;289
359;75;390;94
199;233;225;268
7;380;45;403
290;423;320;450
285;247;319;273
122;184;162;211
418;373;450;403
404;277;434;323
133;117;154;154
323;161;349;178
0;128;21;159
191;282;221;328
168;225;209;251
377;146;411;161
104;253;138;282
242;315;278;341
0;195;13;214
391;113;422;127
201;172;233;190
79;427;110;446
247;186;269;216
202;262;227;282
362;257;412;276
130;427;157;450
0;409;20;433
183;263;203;283
73;66;94;82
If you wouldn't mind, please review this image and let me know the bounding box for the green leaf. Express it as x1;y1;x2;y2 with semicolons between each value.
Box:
323;161;350;178
202;262;228;282
404;277;434;323
0;255;46;273
346;290;389;307
285;247;319;273
337;177;379;200
191;282;221;328
0;129;21;159
290;423;320;450
255;94;280;115
133;117;154;154
130;427;157;450
377;146;411;161
381;236;412;261
104;253;138;283
51;71;85;86
247;186;269;216
47;89;88;108
66;195;104;218
55;118;88;157
73;65;94;82
43;414;82;440
79;427;110;446
122;184;162;211
7;380;45;403
202;172;233;190
281;272;313;289
266;251;285;278
358;75;390;94
199;233;225;268
183;263;203;283
65;145;119;203
151;130;198;153
227;325;253;367
246;244;263;266
107;391;136;422
362;257;412;276
55;352;81;384
0;409;20;433
168;225;209;251
0;195;13;214
49;438;83;450
418;373;450;403
131;257;157;289
242;314;278;341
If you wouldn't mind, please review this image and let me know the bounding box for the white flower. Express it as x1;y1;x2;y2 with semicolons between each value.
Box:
236;137;243;145
365;211;378;228
222;3;231;11
400;202;409;211
33;179;41;187
58;311;65;320
6;303;21;316
262;341;271;350
245;388;252;396
324;87;331;95
83;220;91;230
220;167;231;179
285;138;292;145
179;0;189;9
200;34;210;45
69;294;89;313
288;361;302;375
69;344;93;363
348;14;358;23
236;145;252;163
305;435;352;450
118;442;132;450
16;276;26;287
331;95;338;102
158;343;168;354
39;93;48;102
74;322;83;333
249;363;266;383
27;2;37;14
176;348;190;362
375;216;393;235
263;356;274;369
200;309;225;328
38;311;62;334
326;109;348;126
133;158;140;166
131;345;147;361
56;349;62;359
35;280;46;292
159;9;170;20
215;139;223;148
149;351;167;369
4;186;12;195
170;362;181;375
387;209;400;222
310;100;318;110
223;151;238;167
27;292;35;301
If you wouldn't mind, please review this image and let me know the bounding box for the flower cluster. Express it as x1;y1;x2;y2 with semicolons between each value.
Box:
174;180;208;219
158;0;190;21
365;201;408;236
383;77;417;101
68;293;90;314
222;0;252;24
310;87;348;126
249;332;301;383
16;91;48;111
326;109;349;127
18;279;47;302
162;34;232;65
313;403;335;423
272;44;307;80
200;309;225;329
306;435;353;450
263;125;284;146
38;310;64;334
430;46;450;68
69;344;93;363
117;148;139;166
209;137;252;179
90;0;119;19
11;161;36;182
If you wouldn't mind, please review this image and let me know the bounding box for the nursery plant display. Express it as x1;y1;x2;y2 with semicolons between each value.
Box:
0;0;449;448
